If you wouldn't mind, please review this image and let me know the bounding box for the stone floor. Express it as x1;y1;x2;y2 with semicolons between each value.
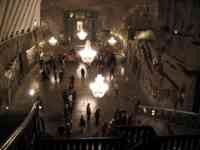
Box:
1;61;198;138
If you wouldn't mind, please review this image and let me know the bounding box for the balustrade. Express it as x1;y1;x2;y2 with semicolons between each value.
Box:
1;101;200;150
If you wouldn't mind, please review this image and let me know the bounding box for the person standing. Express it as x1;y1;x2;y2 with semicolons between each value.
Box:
79;115;86;134
95;108;101;126
86;103;91;121
59;69;64;83
101;122;108;136
81;68;85;80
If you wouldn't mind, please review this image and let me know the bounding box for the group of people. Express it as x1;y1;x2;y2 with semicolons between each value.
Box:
79;103;101;134
39;53;65;83
62;74;78;133
78;104;140;136
95;52;117;78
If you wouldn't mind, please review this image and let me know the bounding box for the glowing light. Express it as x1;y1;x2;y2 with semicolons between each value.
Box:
56;77;60;83
33;21;37;27
135;30;154;40
120;66;125;76
152;57;158;65
76;20;87;40
70;13;74;18
108;36;117;46
137;32;147;39
78;40;97;64
152;109;156;116
77;97;97;114
77;21;83;31
76;63;87;79
29;80;39;96
106;74;114;82
174;29;178;34
5;106;9;110
48;36;58;46
89;74;109;98
143;107;147;113
39;41;46;48
5;70;12;79
50;75;56;84
39;105;43;110
29;89;35;96
77;30;88;40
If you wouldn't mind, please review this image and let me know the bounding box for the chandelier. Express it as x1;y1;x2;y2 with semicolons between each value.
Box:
29;89;36;96
89;74;109;98
108;36;117;46
77;20;88;40
78;40;97;64
77;30;88;40
48;36;58;46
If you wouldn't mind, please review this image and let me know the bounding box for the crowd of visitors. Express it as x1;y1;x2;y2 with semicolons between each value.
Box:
95;52;117;78
77;100;142;137
79;103;101;134
61;74;77;136
38;51;140;137
39;53;65;83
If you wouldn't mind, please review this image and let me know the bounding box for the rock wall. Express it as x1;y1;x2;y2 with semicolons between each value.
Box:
128;32;200;112
126;0;200;112
159;0;200;39
0;30;45;106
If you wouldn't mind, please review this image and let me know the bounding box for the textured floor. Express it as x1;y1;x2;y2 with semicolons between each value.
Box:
1;61;197;138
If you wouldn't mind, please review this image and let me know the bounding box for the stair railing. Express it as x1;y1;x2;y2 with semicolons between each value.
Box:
0;101;44;150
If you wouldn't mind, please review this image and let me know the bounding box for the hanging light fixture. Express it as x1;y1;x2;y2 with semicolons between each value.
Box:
48;36;58;46
120;66;125;76
77;30;88;40
108;36;117;46
78;40;97;64
29;89;36;96
77;21;88;40
89;74;109;98
33;21;37;27
29;80;39;96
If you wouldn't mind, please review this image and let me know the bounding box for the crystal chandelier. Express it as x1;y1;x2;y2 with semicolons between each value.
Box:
78;40;97;64
77;21;88;40
77;30;88;40
89;74;109;98
29;89;35;96
48;36;58;46
108;36;117;46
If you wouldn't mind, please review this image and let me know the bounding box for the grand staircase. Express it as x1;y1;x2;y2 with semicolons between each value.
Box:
1;101;200;150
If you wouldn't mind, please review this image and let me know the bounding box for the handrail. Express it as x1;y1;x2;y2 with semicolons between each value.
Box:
139;104;200;116
0;101;40;150
38;137;124;150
